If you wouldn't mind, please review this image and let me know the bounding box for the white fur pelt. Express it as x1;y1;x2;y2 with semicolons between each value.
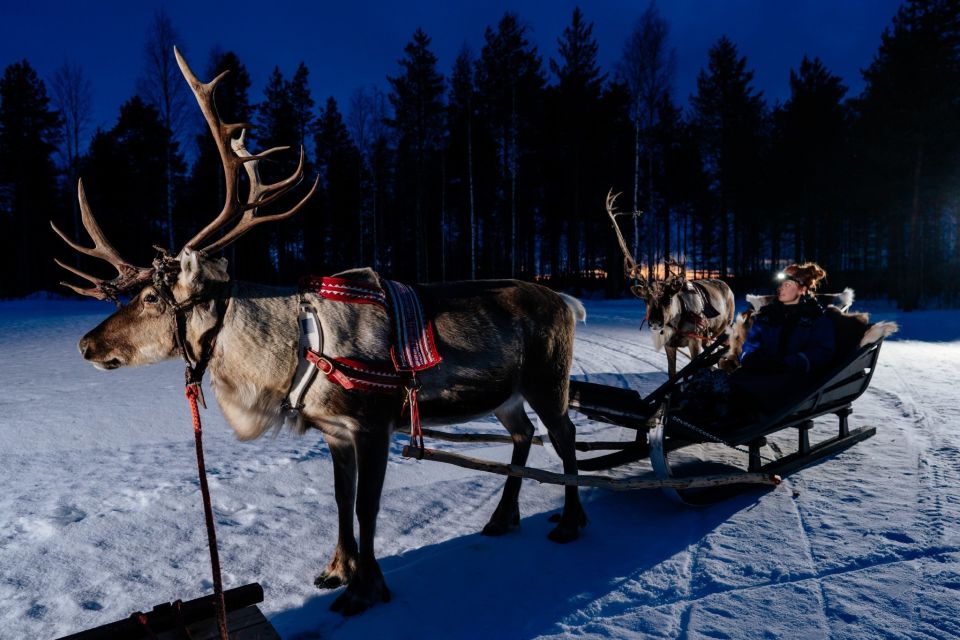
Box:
746;287;855;312
860;321;899;347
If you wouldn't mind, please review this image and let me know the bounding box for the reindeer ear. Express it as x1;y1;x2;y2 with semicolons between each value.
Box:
178;249;230;289
179;248;202;285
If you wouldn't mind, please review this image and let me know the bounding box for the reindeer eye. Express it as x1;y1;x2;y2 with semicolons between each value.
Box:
143;293;159;304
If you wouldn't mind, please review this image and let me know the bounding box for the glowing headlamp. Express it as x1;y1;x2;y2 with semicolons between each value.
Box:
775;272;802;286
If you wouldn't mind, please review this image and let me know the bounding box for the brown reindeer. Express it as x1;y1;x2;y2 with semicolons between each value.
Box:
52;48;587;616
604;191;735;376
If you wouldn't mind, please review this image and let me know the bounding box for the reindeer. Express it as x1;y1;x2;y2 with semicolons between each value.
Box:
52;48;588;616
604;191;735;376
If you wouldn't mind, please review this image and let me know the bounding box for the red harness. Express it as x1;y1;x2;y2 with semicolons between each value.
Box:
298;275;442;448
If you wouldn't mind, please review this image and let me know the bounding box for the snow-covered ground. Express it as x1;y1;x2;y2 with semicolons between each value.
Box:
1;296;958;639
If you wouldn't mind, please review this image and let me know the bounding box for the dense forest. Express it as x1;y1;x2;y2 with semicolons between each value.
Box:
1;0;958;309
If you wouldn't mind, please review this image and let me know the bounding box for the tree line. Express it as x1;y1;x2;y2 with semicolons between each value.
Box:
1;0;958;309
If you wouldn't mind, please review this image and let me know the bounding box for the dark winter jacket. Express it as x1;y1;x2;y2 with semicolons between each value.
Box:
740;296;836;375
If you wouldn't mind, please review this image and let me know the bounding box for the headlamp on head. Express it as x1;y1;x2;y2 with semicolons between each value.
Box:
775;272;802;286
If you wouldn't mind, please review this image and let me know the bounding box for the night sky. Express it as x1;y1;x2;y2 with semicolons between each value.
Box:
2;0;902;147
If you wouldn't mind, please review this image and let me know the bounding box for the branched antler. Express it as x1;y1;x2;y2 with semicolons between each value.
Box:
52;48;318;299
50;180;154;300
175;46;318;255
604;189;643;281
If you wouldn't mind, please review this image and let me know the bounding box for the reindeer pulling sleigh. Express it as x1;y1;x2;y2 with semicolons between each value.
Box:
54;49;893;636
403;193;895;507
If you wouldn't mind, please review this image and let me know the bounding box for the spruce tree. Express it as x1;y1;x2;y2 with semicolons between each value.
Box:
476;13;546;278
856;0;960;307
548;7;607;277
387;27;445;281
773;57;848;269
0;60;63;296
312;96;361;272
81;96;185;266
690;36;766;278
447;46;477;279
617;1;677;277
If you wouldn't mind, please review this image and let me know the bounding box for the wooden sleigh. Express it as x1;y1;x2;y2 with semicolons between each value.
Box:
401;312;890;505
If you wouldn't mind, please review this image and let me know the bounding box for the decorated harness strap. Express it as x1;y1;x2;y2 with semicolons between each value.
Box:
381;279;442;452
382;279;442;373
288;275;442;451
304;352;402;393
300;275;387;306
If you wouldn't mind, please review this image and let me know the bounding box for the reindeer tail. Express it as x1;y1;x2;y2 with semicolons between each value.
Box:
557;293;587;324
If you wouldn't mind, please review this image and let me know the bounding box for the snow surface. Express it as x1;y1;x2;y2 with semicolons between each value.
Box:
1;297;958;639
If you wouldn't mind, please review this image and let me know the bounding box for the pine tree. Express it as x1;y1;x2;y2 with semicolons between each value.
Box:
137;9;191;251
690;36;766;277
548;7;608;277
50;61;93;264
82;96;185;267
476;13;546;278
0;60;63;296
289;62;315;152
447;46;477;279
773;57;848;269
855;0;960;307
347;86;390;270
387;28;445;281
618;1;677;276
243;66;302;282
312;96;361;272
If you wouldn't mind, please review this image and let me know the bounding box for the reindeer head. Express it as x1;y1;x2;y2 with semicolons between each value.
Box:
54;48;317;370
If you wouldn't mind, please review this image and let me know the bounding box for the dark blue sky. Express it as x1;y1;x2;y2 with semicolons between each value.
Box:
2;0;902;145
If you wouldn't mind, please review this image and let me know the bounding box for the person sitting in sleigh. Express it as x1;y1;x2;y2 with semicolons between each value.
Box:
676;262;837;421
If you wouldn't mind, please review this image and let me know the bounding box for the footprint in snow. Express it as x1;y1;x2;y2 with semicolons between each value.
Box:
51;504;87;526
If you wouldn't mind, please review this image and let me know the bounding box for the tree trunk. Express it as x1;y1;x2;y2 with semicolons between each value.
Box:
467;110;476;280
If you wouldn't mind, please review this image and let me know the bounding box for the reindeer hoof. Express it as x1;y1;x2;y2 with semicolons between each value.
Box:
330;583;391;616
314;556;357;590
481;510;520;536
314;572;346;590
547;508;588;543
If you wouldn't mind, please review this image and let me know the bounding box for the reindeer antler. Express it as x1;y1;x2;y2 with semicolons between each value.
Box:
50;180;154;300
175;46;318;255
604;189;643;280
664;256;687;281
52;48;318;299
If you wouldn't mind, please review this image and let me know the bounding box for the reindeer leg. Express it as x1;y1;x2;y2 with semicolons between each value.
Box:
665;345;678;377
525;385;587;543
689;341;702;361
330;427;391;616
540;410;588;543
482;399;534;536
314;436;358;590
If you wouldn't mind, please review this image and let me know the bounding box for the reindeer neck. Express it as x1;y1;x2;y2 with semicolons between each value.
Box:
205;281;300;440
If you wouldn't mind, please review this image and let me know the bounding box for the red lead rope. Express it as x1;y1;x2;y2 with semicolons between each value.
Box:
185;382;229;640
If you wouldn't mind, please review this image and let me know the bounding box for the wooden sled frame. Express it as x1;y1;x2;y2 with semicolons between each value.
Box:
399;339;781;494
399;324;885;505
